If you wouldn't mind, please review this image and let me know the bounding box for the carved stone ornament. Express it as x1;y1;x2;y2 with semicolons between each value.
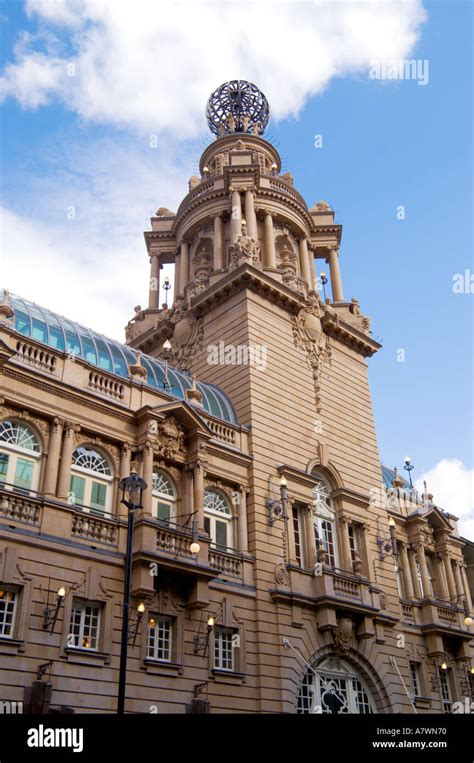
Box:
156;415;185;458
275;563;290;586
230;223;262;269
167;315;204;371
334;617;353;652
292;296;332;413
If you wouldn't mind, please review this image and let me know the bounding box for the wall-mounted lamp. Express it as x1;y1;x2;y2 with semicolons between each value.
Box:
42;583;68;633
266;475;288;526
320;271;328;302
162;276;171;307
128;601;146;647
193;614;217;656
404;456;414;489
376;517;398;560
271;162;278;175
162;339;173;392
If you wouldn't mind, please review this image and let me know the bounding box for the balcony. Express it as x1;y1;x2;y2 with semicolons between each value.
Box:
0;486;42;527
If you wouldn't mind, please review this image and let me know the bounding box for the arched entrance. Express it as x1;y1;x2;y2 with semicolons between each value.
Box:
297;656;376;714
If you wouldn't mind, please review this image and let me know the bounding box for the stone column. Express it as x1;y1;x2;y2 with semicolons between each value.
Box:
193;460;205;531
408;547;422;597
461;566;471;608
298;237;311;284
237;485;249;553
453;561;465;599
417;544;432;598
57;423;79;500
264;210;276;268
116;444;131;518
304;506;317;567
180;241;189;292
42;417;63;497
436;554;450;600
149;254;160;309
328;246;344;302
443;553;457;601
140;441;154;517
230;189;242;244
213;213;223;270
307;245;316;291
174;252;181;298
340;516;353;571
399;542;414;599
245;189;257;239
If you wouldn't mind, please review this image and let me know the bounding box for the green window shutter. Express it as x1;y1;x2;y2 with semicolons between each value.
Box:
157;501;170;522
70;475;85;505
216;520;228;549
91;481;107;510
14;458;33;491
0;453;9;483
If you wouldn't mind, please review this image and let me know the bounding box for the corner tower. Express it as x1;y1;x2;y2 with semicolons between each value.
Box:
127;81;401;713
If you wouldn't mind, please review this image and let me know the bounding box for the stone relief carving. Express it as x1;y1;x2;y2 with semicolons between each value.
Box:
153;416;185;458
230;222;262;269
166;313;204;371
275;563;290;586
334;617;353;652
291;296;332;414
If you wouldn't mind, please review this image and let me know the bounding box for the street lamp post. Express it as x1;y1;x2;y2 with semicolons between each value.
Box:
117;466;147;714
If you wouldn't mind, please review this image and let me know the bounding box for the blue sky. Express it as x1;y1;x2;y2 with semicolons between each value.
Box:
0;0;472;532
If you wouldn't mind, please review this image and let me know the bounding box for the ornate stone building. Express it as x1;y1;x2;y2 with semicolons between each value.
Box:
0;80;472;714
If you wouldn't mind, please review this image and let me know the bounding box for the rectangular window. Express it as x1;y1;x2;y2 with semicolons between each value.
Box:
146;616;172;662
439;669;452;713
13;458;34;493
90;481;106;511
214;628;234;671
69;601;101;650
0;590;17;638
0;453;9;485
215;520;228;550
292;506;303;567
348;524;359;562
409;661;420;698
316;519;336;568
156;501;171;523
70;475;85;505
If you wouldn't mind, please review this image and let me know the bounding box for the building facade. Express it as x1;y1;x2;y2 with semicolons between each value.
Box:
0;80;472;714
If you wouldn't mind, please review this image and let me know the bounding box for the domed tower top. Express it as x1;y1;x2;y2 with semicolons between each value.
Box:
206;80;270;137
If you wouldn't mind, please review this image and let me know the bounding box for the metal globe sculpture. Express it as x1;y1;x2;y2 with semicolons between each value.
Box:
206;80;270;137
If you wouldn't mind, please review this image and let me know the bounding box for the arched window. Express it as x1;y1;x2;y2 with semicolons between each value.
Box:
297;657;375;714
69;446;113;515
0;420;41;494
152;469;177;523
311;476;339;569
204;489;233;551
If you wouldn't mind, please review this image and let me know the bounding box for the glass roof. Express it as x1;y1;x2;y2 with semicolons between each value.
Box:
381;465;410;490
2;290;238;425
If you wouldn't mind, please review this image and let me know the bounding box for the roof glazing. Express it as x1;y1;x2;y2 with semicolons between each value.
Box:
2;290;238;425
381;465;410;490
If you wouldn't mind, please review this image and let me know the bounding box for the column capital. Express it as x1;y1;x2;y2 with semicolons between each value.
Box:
210;211;223;220
64;421;80;434
263;208;276;218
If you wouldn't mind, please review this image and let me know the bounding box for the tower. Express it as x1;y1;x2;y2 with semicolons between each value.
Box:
127;80;403;712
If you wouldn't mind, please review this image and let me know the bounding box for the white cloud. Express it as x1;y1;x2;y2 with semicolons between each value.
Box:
0;0;428;135
1;135;187;340
416;459;474;540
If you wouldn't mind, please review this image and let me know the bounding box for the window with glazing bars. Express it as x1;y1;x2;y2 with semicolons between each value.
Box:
0;590;17;638
147;616;172;662
292;506;303;567
69;601;100;650
214;628;234;671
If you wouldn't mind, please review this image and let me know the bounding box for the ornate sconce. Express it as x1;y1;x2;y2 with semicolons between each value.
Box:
193;613;217;656
266;475;288;526
376;517;398;560
128;601;146;647
41;582;68;633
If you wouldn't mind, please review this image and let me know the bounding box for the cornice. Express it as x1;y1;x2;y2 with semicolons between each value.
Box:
321;312;381;357
190;262;306;318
